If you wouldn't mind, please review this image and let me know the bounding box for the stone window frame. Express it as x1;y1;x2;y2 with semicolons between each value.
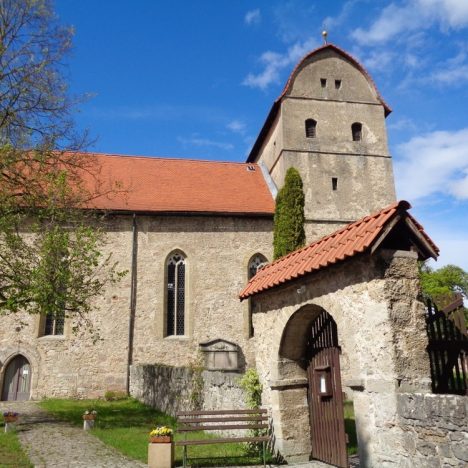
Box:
163;249;188;338
37;313;67;338
246;253;269;338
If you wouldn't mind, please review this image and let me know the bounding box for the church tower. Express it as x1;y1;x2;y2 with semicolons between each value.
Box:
247;44;396;241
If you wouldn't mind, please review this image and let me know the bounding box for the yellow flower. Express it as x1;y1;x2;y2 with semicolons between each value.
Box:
149;426;173;437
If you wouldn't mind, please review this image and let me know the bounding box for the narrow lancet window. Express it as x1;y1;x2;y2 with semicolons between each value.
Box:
305;119;317;138
352;122;362;141
166;252;186;336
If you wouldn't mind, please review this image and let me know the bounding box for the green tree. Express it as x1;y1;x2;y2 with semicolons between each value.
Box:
0;0;122;331
273;167;306;260
420;263;468;306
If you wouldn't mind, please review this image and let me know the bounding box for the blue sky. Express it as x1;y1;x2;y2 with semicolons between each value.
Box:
55;0;468;271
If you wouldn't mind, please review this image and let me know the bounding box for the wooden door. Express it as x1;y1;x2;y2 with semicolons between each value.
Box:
307;311;347;467
1;355;31;401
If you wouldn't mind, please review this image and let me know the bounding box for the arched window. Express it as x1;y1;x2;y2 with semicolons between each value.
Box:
351;122;362;141
248;254;268;280
305;119;317;138
166;252;186;336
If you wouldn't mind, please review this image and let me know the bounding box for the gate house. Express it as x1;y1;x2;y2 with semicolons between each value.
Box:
240;201;440;467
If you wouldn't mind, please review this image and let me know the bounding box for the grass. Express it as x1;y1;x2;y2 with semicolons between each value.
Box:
0;425;33;468
344;401;358;456
40;398;273;466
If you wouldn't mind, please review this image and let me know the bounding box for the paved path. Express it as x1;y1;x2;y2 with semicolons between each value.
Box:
0;401;145;467
1;401;360;467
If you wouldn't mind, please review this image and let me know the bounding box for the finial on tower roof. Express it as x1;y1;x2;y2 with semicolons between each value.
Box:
322;30;328;44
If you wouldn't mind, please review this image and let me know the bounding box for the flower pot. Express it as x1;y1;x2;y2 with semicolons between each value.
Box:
149;435;172;444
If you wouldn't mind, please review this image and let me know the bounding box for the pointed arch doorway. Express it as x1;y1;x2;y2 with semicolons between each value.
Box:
1;355;31;401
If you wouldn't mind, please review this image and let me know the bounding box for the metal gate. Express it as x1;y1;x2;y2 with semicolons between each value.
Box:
306;310;347;467
1;355;31;401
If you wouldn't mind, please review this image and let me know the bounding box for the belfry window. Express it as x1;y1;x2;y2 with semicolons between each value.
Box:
352;122;362;141
166;252;186;336
305;119;317;138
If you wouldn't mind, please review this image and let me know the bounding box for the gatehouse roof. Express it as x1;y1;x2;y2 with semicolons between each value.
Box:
239;201;439;300
81;152;275;215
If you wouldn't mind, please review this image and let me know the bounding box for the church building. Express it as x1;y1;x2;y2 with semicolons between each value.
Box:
1;43;448;466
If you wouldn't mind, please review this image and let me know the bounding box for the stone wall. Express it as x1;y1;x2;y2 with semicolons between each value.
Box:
396;393;467;467
130;364;246;416
0;213;272;400
250;249;432;463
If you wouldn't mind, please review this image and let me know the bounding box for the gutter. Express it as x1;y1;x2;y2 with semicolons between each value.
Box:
126;213;138;394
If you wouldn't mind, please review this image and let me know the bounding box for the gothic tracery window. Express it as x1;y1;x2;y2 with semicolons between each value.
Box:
166;252;186;336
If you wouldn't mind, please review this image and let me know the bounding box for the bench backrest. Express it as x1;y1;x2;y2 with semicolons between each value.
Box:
176;408;268;432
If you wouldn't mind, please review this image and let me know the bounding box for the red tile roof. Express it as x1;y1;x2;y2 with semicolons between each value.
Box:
239;201;439;299
79;153;275;215
247;43;391;163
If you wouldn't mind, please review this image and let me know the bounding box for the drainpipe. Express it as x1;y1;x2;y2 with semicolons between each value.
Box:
126;213;138;394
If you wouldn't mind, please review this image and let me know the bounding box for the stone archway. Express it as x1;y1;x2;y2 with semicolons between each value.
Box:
269;304;347;464
1;354;32;401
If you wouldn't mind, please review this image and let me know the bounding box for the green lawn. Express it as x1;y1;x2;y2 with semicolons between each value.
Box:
0;425;33;468
40;398;273;466
344;400;358;455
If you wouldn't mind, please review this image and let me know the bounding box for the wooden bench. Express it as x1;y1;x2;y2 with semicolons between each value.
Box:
176;409;270;467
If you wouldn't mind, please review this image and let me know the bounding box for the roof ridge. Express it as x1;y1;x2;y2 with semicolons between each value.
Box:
68;151;256;166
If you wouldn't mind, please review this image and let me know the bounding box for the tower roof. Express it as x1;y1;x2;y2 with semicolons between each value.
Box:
246;43;391;163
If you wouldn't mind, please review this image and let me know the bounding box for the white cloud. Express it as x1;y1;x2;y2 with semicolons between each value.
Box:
394;128;468;201
227;120;246;134
429;63;468;85
351;0;468;45
243;37;318;90
178;135;234;151
245;9;261;25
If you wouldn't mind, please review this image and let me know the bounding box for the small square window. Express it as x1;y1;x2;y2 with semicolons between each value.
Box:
320;78;327;88
335;79;341;89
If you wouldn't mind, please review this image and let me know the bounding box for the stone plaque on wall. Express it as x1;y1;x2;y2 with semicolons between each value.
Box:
199;339;239;371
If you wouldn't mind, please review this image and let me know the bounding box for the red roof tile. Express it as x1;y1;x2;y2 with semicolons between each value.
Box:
239;201;439;299
79;153;275;215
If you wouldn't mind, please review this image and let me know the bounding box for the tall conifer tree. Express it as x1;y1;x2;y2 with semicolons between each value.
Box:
273;167;305;259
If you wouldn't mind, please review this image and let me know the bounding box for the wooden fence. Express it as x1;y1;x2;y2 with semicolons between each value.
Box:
426;294;468;395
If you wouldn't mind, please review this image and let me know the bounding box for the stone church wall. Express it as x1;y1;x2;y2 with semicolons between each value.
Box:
0;213;273;400
130;364;246;416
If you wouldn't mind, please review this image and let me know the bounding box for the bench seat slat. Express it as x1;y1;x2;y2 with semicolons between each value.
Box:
176;436;270;446
179;416;267;424
177;409;267;416
178;423;269;432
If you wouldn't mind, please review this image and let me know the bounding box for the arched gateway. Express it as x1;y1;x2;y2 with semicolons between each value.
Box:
240;201;439;466
1;354;31;401
279;306;347;467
